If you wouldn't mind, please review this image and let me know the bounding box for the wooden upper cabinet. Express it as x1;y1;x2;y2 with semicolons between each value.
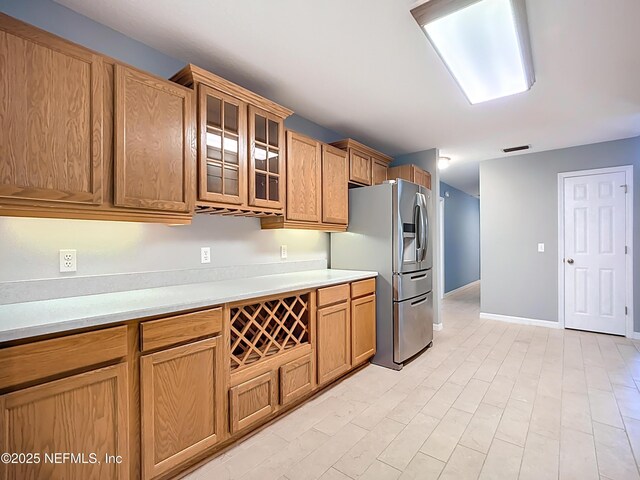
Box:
349;150;372;186
248;106;285;209
321;144;348;225
141;337;224;480
0;15;104;206
114;64;195;213
388;164;432;190
198;85;247;205
286;131;321;222
0;363;129;480
372;159;388;186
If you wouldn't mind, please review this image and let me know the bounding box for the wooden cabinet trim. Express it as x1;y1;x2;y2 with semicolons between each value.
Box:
114;64;195;213
279;353;313;405
317;283;350;308
329;138;393;164
141;336;224;480
0;363;129;479
0;325;127;390
351;278;376;299
140;307;223;352
229;370;276;434
197;84;247;206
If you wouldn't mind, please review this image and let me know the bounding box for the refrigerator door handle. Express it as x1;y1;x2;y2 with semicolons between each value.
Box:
414;198;423;261
418;193;428;263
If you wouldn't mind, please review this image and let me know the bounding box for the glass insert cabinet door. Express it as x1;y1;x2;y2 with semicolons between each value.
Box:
248;105;285;209
198;84;247;205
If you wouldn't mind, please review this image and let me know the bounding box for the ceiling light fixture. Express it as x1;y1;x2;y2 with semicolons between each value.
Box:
411;0;535;104
438;156;451;170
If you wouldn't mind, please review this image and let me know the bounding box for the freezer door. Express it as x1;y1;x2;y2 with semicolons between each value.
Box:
393;270;433;302
394;291;433;363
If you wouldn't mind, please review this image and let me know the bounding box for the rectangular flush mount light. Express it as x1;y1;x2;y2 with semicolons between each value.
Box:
411;0;535;104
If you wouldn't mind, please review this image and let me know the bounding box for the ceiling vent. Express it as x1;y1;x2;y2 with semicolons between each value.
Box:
502;144;530;153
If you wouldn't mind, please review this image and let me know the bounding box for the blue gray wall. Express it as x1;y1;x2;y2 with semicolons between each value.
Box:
440;182;480;293
480;136;640;331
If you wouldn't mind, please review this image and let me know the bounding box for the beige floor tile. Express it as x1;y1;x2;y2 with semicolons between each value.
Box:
360;460;402;480
612;384;640;421
561;391;592;434
449;360;482;386
317;468;351;480
473;357;503;383
285;423;367;480
562;367;588;394
537;364;563;400
438;445;486;480
585;365;613;392
271;396;344;441
378;412;440;470
386;385;437;424
398;452;445;480
352;389;408;431
559;427;599;480
519;431;560;480
478;438;523;480
510;373;539;404
420;407;473;462
453;378;491;414
529;393;561;440
459;402;503;454
592;421;640;480
483;375;515;409
314;399;369;435
494;398;533;447
588;389;624;428
422;381;464;419
333;417;404;478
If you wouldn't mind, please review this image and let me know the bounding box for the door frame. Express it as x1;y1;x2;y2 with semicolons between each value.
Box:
557;165;634;337
439;196;445;300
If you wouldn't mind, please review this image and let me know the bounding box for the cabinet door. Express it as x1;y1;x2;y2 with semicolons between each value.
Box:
0;21;103;205
141;337;224;480
349;150;372;186
0;363;129;480
415;167;432;190
248;106;284;209
199;84;247;205
317;302;351;385
351;294;376;366
372;159;388;186
114;65;194;213
321;144;348;225
280;354;313;405
286;131;321;222
229;371;277;434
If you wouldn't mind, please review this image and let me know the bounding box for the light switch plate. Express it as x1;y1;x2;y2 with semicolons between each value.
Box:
201;247;211;264
537;243;545;253
59;249;77;272
280;245;288;260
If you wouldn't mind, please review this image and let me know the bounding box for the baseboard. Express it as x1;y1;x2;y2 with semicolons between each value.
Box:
479;312;561;329
433;323;443;331
444;280;480;298
629;331;640;340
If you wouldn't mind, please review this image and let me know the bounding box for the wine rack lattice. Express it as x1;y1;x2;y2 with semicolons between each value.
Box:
230;294;309;371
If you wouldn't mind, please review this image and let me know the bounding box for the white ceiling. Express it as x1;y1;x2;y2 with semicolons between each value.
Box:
56;0;640;196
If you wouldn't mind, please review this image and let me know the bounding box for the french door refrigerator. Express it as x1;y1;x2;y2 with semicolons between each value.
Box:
331;179;434;370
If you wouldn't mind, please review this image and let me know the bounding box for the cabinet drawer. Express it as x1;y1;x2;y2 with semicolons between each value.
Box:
317;283;350;308
140;307;222;352
351;278;376;299
0;326;127;390
229;371;277;434
280;354;313;405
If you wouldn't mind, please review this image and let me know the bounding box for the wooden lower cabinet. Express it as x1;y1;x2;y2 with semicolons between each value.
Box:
316;301;352;386
140;337;224;480
0;363;129;480
280;354;313;405
229;371;277;434
351;294;377;366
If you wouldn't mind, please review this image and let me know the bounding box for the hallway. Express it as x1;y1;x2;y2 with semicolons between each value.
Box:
186;282;640;480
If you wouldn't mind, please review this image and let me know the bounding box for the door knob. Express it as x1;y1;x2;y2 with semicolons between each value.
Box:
566;258;574;264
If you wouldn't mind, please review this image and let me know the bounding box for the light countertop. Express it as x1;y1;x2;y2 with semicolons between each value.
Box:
0;269;377;343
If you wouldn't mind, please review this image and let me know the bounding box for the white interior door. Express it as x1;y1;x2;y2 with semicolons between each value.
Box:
564;172;626;334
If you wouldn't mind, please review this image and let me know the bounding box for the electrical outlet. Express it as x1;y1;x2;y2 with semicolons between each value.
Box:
59;249;77;272
538;243;545;253
201;247;211;264
280;245;288;260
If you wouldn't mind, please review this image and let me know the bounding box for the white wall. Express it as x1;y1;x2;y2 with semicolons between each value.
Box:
0;215;328;282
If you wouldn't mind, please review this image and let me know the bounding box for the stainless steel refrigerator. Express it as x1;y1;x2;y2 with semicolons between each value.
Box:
331;179;433;370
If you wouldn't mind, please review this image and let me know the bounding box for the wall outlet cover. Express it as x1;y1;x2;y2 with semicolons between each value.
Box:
537;243;545;253
201;247;211;264
59;249;77;273
280;245;288;260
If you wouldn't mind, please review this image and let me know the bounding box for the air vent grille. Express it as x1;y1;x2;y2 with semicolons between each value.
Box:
503;145;530;153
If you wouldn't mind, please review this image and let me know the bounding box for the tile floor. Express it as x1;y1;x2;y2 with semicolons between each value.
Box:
185;283;640;479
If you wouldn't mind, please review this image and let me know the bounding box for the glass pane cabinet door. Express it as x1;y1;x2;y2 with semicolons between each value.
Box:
249;106;284;209
199;85;246;205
